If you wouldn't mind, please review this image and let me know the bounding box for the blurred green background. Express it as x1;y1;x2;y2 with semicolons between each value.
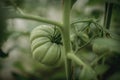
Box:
0;0;120;80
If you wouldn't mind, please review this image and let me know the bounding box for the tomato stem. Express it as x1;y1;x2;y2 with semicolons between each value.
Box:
10;13;63;32
62;0;73;80
67;53;87;67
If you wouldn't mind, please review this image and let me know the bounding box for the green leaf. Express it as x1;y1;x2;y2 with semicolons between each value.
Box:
79;66;96;80
13;61;24;70
51;71;66;80
71;0;77;8
92;38;120;54
12;72;29;80
94;64;109;75
76;52;97;63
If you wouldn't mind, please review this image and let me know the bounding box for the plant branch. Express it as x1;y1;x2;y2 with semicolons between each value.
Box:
91;53;107;66
67;53;96;78
67;53;87;67
62;0;72;80
104;2;113;29
8;0;63;30
71;18;93;25
75;35;96;54
10;13;63;31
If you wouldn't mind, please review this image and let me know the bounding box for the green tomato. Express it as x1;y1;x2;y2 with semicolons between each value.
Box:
30;25;64;68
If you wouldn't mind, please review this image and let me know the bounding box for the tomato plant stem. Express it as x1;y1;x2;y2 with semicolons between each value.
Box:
91;53;107;66
67;53;87;67
104;2;113;29
10;13;63;31
62;0;73;80
71;18;93;25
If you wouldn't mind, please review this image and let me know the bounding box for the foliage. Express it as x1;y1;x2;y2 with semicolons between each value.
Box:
0;0;120;80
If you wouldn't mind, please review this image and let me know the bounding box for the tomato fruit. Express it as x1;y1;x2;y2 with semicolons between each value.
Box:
30;25;64;68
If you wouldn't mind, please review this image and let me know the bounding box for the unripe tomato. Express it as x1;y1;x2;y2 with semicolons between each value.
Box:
30;25;64;68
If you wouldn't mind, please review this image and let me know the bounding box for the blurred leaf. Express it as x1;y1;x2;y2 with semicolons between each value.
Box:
76;52;97;63
71;0;77;8
107;72;120;80
13;61;26;72
94;64;110;75
79;66;96;80
12;72;29;80
92;38;120;54
51;71;66;80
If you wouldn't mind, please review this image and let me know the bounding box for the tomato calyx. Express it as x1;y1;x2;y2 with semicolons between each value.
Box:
51;33;62;45
50;27;62;45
